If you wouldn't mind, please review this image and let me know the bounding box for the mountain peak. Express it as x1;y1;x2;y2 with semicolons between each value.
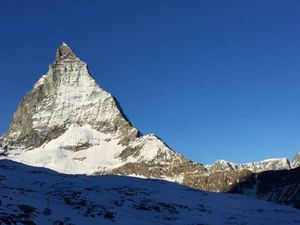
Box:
55;42;79;63
0;43;139;149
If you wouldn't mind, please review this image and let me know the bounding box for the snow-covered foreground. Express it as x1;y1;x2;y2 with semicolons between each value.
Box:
0;160;300;225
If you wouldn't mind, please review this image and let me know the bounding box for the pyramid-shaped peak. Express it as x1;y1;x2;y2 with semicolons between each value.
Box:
55;42;80;63
0;42;137;149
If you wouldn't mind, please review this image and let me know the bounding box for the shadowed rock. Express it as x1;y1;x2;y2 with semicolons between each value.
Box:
55;42;79;63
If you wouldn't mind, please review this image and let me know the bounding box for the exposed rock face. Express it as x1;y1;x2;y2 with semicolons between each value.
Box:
292;152;300;168
0;43;137;150
55;42;79;63
0;43;192;177
109;160;254;192
230;167;300;209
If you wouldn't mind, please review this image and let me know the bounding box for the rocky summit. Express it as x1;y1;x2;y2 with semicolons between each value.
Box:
0;42;136;150
0;43;189;178
1;43;300;209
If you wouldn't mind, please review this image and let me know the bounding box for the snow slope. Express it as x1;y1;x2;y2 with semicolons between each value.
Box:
0;159;300;225
5;124;184;175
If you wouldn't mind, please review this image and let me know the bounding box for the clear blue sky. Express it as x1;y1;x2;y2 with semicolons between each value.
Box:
1;0;300;164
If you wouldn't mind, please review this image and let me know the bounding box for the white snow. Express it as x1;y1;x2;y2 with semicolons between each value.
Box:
0;159;299;225
126;134;183;163
6;125;183;175
8;125;125;174
33;74;47;89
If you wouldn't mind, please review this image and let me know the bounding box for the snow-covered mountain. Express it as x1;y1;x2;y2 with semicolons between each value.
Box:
207;158;291;173
0;43;299;203
1;159;300;225
0;43;188;178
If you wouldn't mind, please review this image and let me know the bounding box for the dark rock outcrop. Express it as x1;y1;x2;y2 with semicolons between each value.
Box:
230;167;300;209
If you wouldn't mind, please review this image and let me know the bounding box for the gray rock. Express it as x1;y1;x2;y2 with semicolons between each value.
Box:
0;43;136;149
292;152;300;168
